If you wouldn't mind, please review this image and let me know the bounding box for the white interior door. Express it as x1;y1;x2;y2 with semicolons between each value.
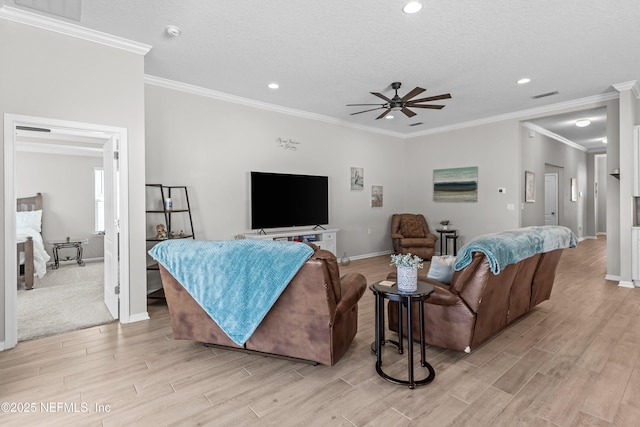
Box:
103;137;119;319
545;173;559;226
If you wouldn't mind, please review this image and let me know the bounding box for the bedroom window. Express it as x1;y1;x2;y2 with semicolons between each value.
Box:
95;168;105;234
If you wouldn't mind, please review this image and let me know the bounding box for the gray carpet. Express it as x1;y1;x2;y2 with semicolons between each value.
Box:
17;261;115;341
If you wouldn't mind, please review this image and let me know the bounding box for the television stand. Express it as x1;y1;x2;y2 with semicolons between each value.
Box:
244;228;338;255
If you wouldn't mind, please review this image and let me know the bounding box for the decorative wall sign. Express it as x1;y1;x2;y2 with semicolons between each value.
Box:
351;167;363;190
570;178;577;202
525;171;535;203
371;185;383;207
433;166;478;202
276;138;300;151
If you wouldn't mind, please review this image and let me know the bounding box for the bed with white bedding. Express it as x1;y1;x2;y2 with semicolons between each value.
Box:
17;193;50;289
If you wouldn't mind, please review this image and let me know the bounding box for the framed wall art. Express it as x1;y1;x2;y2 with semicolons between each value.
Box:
371;186;383;207
350;167;363;190
525;171;535;203
433;166;478;202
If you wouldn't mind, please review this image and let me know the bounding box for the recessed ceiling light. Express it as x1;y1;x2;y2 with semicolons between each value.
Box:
166;25;181;37
403;2;423;14
575;119;591;127
268;83;279;89
386;115;394;119
602;138;608;144
517;77;531;85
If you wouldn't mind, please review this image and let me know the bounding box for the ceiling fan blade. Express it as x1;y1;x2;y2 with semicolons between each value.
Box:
346;103;386;106
375;108;392;120
371;92;392;102
401;107;417;118
410;104;446;109
401;87;426;102
350;107;386;115
406;93;452;104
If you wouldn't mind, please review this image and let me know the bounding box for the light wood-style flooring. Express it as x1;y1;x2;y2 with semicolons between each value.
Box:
2;236;640;426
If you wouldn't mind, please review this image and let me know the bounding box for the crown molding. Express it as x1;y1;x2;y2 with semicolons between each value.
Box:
521;122;587;153
144;74;622;141
0;5;151;55
612;80;640;99
405;92;620;138
143;75;405;139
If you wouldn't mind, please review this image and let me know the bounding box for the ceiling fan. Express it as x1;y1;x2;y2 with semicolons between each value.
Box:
347;82;451;120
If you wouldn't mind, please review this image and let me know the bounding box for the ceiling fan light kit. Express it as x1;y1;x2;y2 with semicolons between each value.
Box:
347;81;451;120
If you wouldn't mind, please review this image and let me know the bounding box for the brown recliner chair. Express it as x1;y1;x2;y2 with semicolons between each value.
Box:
390;213;437;260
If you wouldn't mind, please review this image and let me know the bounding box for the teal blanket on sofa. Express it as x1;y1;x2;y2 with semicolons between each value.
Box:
453;226;577;274
149;239;314;346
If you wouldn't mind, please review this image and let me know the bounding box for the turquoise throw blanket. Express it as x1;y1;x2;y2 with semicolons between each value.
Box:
149;239;314;345
453;226;577;274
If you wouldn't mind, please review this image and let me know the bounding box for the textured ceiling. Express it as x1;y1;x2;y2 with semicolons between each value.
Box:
3;0;639;146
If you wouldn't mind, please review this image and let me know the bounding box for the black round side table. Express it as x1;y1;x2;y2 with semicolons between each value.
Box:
370;281;436;389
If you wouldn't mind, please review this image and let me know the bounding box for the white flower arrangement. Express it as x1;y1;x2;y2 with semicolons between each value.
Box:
439;219;450;226
390;253;424;269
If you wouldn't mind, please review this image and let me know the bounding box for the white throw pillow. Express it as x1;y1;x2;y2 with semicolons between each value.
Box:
16;210;42;232
427;255;456;284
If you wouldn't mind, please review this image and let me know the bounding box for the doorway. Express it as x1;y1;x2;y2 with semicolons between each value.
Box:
3;114;130;350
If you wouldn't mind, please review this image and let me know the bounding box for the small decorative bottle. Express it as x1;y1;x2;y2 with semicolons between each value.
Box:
341;252;351;266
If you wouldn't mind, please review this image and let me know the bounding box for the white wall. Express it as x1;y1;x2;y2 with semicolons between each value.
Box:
403;121;522;246
0;19;147;342
16;151;104;259
144;84;406;259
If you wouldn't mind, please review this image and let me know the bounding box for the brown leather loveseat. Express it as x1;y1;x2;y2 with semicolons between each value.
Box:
389;226;575;352
160;245;367;366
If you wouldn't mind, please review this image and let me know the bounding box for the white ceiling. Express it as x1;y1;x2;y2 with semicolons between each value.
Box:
4;0;640;147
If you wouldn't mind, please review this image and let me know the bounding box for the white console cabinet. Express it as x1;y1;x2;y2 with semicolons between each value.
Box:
244;229;338;255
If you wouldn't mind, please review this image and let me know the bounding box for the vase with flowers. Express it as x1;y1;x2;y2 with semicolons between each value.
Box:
439;219;450;231
390;253;424;293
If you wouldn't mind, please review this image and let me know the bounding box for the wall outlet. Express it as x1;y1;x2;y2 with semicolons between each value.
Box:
507;204;515;211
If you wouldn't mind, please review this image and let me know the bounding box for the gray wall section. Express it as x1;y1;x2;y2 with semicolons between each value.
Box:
403;120;522;247
1;19;147;341
16;151;105;259
521;129;588;238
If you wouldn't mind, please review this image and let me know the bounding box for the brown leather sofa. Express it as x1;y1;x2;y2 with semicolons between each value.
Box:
391;213;437;260
159;245;367;366
388;249;564;352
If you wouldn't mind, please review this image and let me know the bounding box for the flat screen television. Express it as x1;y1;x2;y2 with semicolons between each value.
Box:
251;172;329;230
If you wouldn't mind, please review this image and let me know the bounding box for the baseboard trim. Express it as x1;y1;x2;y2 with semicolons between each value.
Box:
618;280;635;289
349;250;393;261
605;274;621;282
124;312;150;323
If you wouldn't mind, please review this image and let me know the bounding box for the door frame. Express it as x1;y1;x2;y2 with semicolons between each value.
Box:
3;113;130;350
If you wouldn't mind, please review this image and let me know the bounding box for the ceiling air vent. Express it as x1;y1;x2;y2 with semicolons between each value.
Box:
531;91;559;100
408;122;424;127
